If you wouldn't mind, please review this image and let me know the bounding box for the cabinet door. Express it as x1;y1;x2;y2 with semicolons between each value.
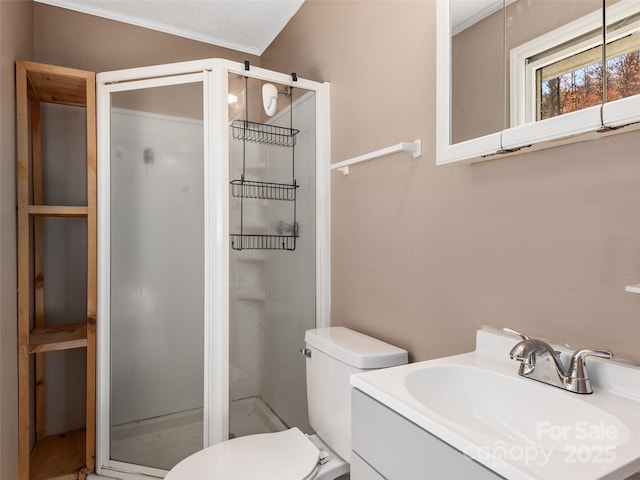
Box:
502;0;603;150
437;0;505;164
601;0;640;128
351;452;387;480
352;389;503;480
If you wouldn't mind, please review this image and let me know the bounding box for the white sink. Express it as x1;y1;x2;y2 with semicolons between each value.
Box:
404;365;630;452
351;328;640;480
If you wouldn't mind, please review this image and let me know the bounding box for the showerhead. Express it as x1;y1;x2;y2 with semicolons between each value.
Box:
262;83;278;116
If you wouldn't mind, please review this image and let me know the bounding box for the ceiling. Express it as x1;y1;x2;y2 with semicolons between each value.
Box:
451;0;516;35
35;0;305;56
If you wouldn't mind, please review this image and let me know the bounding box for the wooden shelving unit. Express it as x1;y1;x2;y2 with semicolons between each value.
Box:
16;61;96;480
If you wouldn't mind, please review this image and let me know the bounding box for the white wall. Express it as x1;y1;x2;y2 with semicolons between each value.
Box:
109;109;204;426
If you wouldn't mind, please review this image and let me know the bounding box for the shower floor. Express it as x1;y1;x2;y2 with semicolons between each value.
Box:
110;396;287;471
229;396;288;438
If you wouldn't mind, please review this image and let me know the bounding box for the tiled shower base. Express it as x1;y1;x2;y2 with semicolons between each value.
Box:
110;396;287;471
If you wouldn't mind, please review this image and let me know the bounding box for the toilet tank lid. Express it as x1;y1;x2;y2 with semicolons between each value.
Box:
305;327;408;369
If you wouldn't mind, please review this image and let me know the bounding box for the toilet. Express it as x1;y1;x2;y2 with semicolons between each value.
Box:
166;326;407;480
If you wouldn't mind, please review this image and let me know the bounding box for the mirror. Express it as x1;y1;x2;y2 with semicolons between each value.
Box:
507;0;603;128
603;0;640;127
450;0;505;145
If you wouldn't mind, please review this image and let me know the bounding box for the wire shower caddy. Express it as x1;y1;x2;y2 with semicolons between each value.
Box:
230;64;300;251
230;120;299;148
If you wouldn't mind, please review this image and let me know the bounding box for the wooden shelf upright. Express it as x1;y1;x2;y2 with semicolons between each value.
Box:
16;61;97;480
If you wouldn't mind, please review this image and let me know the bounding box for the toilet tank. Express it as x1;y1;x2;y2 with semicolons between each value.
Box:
304;327;407;462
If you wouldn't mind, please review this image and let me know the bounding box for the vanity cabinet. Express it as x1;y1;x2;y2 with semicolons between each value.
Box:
351;389;503;480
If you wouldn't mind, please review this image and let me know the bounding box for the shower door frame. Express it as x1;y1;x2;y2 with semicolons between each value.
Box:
96;58;330;479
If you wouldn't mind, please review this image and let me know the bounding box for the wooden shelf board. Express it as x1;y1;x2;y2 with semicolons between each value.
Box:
26;206;88;217
19;61;92;107
30;429;85;480
28;323;87;354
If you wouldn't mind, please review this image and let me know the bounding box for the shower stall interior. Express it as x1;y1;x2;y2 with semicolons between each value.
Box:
96;59;330;479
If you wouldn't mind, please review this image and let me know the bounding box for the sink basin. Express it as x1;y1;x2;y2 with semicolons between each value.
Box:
404;365;630;453
351;327;640;480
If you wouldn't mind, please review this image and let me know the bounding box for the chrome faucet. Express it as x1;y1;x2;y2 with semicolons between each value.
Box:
503;328;612;394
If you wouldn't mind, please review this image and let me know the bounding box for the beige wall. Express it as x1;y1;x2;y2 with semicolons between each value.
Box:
263;0;640;364
0;1;33;477
34;3;259;71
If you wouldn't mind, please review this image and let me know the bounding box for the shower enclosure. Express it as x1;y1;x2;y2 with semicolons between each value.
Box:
96;59;330;479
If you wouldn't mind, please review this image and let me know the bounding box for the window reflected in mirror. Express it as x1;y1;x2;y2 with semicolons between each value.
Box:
508;0;640;125
536;32;640;121
606;1;640;102
508;0;603;126
536;44;604;121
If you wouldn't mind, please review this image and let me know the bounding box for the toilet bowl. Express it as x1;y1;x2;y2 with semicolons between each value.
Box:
166;327;408;480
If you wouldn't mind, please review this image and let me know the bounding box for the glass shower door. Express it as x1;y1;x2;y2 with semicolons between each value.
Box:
228;73;317;439
108;80;205;471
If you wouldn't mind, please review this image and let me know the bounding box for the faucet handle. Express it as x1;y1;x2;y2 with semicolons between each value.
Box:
570;348;613;369
566;348;613;394
503;327;531;341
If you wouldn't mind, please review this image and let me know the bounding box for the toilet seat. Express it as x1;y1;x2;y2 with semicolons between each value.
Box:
165;427;320;480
